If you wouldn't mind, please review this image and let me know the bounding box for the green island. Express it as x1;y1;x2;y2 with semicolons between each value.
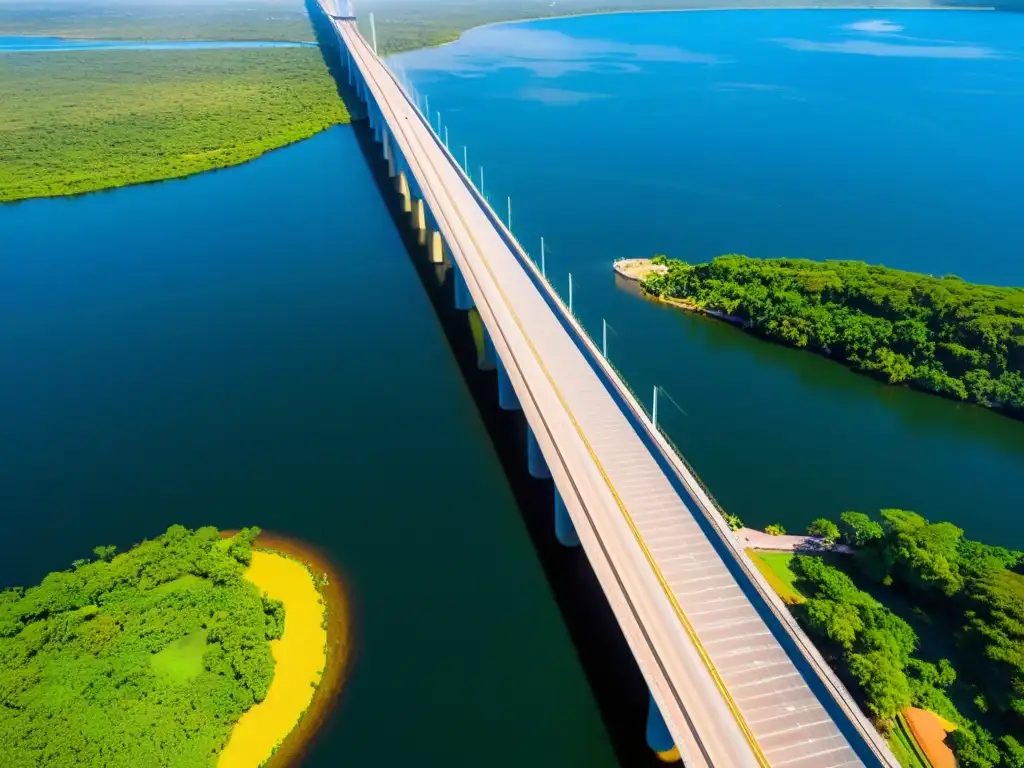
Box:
745;511;1024;768
0;47;350;202
639;255;1024;419
0;525;335;768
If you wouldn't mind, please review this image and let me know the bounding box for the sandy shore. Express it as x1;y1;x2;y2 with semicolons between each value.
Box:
218;531;350;768
612;257;668;282
613;258;747;325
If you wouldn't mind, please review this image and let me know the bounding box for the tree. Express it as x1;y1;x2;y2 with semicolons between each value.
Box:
1001;735;1024;768
765;523;786;536
839;511;884;548
962;570;1024;727
724;513;743;531
92;545;116;562
807;518;840;546
804;598;863;651
848;651;912;722
881;509;965;596
859;603;918;665
951;721;1001;768
642;255;1024;420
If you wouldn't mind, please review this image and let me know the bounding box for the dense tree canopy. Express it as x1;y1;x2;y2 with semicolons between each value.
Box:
643;255;1024;419
0;525;283;767
791;509;1024;767
0;48;349;202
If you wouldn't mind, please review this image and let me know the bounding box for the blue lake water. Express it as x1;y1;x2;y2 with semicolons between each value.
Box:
0;35;314;52
393;9;1024;544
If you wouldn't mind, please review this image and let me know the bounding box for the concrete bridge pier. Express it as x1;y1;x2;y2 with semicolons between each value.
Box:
496;358;520;411
383;135;397;178
647;692;679;765
646;691;682;763
479;327;497;371
374;110;384;144
396;172;412;213
428;230;444;265
452;263;474;310
527;426;551;479
411;198;426;234
554;487;580;547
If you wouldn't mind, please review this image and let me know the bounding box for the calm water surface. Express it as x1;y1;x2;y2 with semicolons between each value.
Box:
0;127;617;767
393;9;1024;546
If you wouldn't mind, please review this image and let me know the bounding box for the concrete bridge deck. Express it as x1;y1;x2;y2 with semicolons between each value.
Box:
327;11;896;767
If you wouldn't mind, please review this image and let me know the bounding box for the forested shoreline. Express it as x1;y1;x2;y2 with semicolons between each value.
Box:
0;48;350;203
758;511;1024;768
0;526;283;767
642;255;1024;419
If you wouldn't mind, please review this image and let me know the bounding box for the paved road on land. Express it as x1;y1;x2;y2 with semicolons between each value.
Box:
334;16;889;767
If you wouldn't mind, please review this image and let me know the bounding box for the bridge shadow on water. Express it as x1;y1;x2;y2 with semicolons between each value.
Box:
306;0;366;121
307;4;664;765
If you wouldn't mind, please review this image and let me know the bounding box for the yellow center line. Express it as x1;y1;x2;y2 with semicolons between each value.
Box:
346;27;770;767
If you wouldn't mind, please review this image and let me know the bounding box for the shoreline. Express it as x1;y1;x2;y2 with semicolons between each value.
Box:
218;530;350;768
6;5;996;202
386;3;995;56
613;258;746;325
0;122;348;206
616;256;1024;422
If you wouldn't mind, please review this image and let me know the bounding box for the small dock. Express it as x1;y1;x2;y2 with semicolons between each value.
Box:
612;258;667;283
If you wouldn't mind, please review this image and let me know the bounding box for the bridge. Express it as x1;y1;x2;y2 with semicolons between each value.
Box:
320;4;899;766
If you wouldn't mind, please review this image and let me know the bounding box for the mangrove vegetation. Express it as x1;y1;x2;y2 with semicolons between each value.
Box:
0;525;283;767
642;255;1024;419
0;48;350;202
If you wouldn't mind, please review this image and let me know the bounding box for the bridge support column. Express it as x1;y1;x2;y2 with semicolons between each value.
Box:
382;134;398;178
527;426;551;479
496;358;520;411
396;173;412;213
428;230;444;265
453;263;473;310
646;691;681;763
412;198;426;233
479;327;497;371
554;488;580;548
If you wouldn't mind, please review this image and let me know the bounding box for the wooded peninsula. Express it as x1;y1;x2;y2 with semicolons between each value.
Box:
748;511;1024;768
0;48;350;203
641;255;1024;418
0;525;336;768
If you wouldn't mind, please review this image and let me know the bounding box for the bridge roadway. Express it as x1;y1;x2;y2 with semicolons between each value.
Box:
330;13;895;768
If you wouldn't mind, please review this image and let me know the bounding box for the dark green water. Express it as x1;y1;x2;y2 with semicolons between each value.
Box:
0;127;620;766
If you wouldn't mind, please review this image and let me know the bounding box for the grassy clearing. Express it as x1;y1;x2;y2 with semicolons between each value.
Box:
151;629;208;685
746;549;807;604
0;47;349;202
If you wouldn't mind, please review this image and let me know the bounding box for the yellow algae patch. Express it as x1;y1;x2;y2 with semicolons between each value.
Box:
218;551;327;768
